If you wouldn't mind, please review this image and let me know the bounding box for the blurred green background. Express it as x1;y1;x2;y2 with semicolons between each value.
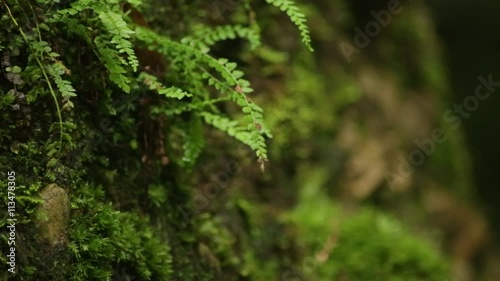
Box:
427;0;500;237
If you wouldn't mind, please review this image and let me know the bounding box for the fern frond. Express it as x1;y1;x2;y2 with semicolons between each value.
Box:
198;61;271;138
265;0;313;51
181;24;261;51
200;112;268;161
47;62;77;98
95;37;131;93
52;0;138;80
139;72;192;100
98;11;139;71
159;87;192;100
150;97;230;117
135;26;271;160
200;112;248;142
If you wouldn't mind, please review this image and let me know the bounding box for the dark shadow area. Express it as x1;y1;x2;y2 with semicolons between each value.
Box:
427;0;500;236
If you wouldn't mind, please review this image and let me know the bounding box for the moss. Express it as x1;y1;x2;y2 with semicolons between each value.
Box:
319;209;450;281
34;184;70;247
286;165;450;281
65;183;173;281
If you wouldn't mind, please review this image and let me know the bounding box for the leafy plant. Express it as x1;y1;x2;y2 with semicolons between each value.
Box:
265;0;314;51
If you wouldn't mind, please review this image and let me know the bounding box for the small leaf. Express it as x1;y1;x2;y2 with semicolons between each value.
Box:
47;158;58;168
11;66;22;74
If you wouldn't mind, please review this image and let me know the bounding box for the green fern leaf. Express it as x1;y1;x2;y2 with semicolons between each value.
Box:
98;11;139;72
135;25;270;161
200;112;268;161
47;62;76;98
95;38;131;93
139;72;192;99
53;1;138;72
182;24;261;51
265;0;314;51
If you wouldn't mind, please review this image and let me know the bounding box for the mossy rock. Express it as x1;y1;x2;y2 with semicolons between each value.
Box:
34;184;70;247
